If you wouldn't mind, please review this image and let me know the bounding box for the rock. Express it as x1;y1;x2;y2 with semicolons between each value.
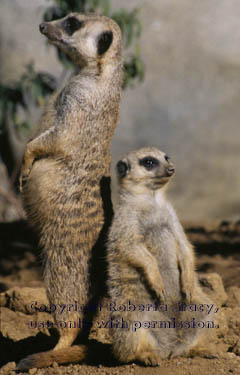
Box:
199;272;228;307
1;307;36;341
232;339;240;356
0;287;48;314
226;286;240;308
0;276;44;293
0;307;54;341
214;307;228;338
226;307;240;337
0;362;16;373
29;369;38;375
52;361;58;368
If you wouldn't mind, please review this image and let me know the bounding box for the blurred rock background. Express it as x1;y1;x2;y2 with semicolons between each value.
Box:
1;0;240;222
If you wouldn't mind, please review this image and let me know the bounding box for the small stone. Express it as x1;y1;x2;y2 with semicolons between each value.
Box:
52;361;58;368
0;362;16;373
29;368;38;375
226;287;240;308
0;287;48;314
226;352;236;358
199;273;228;306
230;339;240;356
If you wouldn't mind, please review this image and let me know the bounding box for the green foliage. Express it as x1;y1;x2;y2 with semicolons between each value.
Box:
0;64;55;135
43;0;144;86
44;0;110;17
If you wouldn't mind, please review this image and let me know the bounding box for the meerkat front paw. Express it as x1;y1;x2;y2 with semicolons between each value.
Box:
179;265;195;303
137;352;160;367
20;165;32;192
181;284;194;303
19;151;35;192
181;290;192;304
155;284;166;303
19;174;26;193
149;273;166;303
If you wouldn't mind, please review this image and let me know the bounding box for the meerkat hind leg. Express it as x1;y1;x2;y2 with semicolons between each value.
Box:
54;326;79;350
130;330;161;366
187;346;218;359
113;327;160;366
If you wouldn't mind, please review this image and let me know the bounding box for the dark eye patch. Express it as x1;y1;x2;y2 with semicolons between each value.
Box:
62;17;84;36
139;156;160;171
165;155;170;162
97;31;113;55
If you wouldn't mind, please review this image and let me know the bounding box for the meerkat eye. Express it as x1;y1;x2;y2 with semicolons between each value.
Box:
139;156;160;171
165;155;170;162
62;17;84;36
97;31;113;55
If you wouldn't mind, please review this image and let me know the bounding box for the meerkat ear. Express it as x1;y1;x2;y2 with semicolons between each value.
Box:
97;31;113;55
116;160;130;179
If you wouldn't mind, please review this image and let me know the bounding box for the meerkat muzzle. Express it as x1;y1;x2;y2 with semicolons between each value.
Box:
39;23;47;34
39;22;62;42
166;166;175;176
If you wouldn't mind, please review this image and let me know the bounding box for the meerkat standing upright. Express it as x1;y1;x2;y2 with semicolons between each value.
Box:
17;13;123;370
107;147;214;366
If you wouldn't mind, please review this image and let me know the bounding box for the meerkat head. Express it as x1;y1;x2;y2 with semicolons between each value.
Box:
116;147;175;195
39;13;122;67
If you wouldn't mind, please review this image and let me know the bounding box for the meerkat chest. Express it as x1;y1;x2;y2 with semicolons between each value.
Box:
56;77;117;117
141;215;180;299
140;205;178;267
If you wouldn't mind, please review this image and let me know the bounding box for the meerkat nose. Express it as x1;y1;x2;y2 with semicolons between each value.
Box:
166;167;175;176
39;22;47;34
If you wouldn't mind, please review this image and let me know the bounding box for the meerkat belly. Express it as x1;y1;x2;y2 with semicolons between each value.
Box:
108;261;158;307
23;158;105;243
144;224;181;301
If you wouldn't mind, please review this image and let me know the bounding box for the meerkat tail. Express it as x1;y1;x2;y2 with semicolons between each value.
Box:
16;345;88;371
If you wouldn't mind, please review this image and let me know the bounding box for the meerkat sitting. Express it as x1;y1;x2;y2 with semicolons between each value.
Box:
107;147;215;366
17;13;122;370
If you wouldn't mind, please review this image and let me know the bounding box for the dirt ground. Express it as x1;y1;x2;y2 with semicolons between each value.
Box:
0;220;240;375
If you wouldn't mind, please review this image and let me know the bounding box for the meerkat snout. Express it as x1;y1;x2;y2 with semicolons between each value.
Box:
166;165;175;176
39;22;62;42
39;23;46;34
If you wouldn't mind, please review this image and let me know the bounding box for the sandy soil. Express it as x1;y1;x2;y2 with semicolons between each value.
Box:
0;220;240;375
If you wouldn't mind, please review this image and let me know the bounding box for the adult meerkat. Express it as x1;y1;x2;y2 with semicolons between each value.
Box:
107;147;215;366
17;13;122;370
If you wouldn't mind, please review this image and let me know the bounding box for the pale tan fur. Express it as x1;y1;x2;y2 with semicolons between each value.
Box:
17;12;123;370
107;147;215;366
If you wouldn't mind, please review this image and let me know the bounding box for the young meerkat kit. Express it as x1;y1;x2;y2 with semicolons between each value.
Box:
18;13;123;370
107;147;215;366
